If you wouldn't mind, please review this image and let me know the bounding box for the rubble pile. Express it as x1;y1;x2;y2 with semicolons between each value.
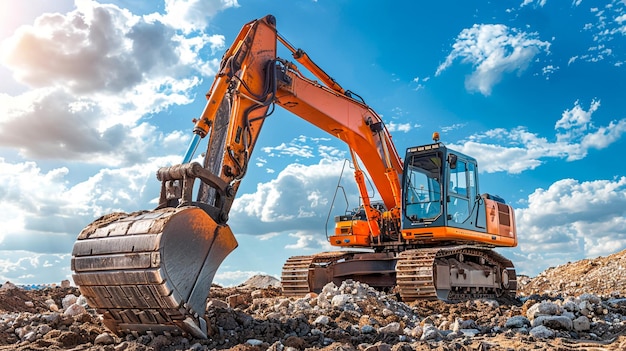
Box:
0;251;625;350
518;249;626;297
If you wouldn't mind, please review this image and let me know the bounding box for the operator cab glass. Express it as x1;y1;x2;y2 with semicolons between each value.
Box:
403;148;443;222
402;143;482;233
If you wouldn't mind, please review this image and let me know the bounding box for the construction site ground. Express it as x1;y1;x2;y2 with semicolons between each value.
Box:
1;249;625;351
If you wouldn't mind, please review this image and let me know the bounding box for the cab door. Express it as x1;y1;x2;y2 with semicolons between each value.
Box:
446;156;479;229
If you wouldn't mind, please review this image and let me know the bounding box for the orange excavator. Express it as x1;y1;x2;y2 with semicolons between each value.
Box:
71;15;517;338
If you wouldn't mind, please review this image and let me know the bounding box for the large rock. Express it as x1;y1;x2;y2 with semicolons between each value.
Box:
64;303;86;317
378;322;401;334
526;301;563;319
314;315;330;326
331;294;352;309
420;325;441;341
573;316;591;331
578;293;601;304
531;315;573;330
529;325;555;339
94;333;115;345
505;315;531;328
562;300;579;313
452;318;477;331
459;329;481;337
61;294;78;309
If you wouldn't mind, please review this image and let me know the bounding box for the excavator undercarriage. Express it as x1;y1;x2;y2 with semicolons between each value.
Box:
281;246;516;302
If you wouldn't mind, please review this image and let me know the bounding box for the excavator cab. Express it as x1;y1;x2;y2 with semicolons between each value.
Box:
401;142;517;247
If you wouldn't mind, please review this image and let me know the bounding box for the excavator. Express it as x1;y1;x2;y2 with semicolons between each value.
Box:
71;15;517;338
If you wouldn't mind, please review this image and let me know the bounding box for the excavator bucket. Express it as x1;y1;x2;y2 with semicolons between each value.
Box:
71;206;238;337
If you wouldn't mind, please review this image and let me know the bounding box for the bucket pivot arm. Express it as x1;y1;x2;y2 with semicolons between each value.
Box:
156;163;236;224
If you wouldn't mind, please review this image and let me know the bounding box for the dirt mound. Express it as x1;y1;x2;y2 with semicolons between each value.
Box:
0;282;81;314
241;274;281;289
518;249;626;298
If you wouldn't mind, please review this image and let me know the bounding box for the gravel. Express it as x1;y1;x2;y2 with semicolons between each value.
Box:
1;250;625;351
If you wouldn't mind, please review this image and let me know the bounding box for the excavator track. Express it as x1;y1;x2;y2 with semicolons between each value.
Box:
281;251;352;297
281;255;316;297
397;246;517;302
396;249;439;301
71;207;238;338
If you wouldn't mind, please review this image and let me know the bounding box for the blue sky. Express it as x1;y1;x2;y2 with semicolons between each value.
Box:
1;0;625;286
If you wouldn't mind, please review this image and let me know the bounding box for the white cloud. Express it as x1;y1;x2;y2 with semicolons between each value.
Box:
283;232;334;253
161;0;239;34
0;1;220;166
581;119;626;149
0;89;191;165
450;100;626;173
436;24;550;95
387;121;413;133
0;0;222;287
0;154;176;283
577;0;626;63
441;123;467;133
261;136;345;160
0;251;73;284
0;160;81;245
541;64;559;78
555;99;599;132
0;154;190;285
521;0;547;8
384;107;419;133
4;1;170;94
512;177;626;275
255;157;267;168
0;155;180;284
0;0;390;288
411;76;427;91
230;158;359;236
285;232;319;250
318;145;345;159
262;142;314;158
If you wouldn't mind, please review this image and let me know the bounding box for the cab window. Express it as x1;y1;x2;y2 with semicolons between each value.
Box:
448;158;472;223
404;153;442;221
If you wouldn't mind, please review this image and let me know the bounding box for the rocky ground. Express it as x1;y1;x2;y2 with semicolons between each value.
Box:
1;250;625;351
